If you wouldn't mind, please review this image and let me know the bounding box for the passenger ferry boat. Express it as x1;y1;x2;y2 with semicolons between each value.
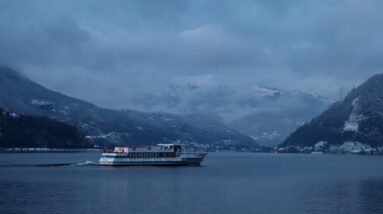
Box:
99;144;208;166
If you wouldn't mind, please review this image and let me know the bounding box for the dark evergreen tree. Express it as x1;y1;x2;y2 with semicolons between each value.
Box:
0;108;87;148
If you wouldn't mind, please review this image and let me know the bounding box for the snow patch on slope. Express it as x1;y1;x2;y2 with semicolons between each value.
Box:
85;132;131;144
31;99;54;106
344;97;365;132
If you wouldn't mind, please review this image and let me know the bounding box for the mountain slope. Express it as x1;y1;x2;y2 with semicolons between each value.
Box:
281;73;383;149
228;89;328;145
0;66;256;147
0;108;85;148
128;77;330;146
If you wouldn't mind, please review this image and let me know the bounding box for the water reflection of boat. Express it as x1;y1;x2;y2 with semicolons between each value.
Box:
99;144;207;166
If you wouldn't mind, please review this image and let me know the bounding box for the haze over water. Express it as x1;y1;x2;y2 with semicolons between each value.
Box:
1;152;383;214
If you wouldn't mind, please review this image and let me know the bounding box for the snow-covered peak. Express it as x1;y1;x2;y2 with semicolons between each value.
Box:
249;84;282;97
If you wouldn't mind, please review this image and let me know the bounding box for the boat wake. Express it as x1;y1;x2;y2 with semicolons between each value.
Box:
70;160;97;166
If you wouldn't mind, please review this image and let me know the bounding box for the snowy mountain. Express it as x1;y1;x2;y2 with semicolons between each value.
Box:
128;76;330;146
0;66;256;148
280;73;383;152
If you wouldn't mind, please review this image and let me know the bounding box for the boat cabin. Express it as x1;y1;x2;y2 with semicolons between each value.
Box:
107;144;184;159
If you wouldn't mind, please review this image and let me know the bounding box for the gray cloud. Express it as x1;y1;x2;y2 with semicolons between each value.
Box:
0;0;382;108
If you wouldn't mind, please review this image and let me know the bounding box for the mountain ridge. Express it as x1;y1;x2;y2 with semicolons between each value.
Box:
126;77;330;146
280;73;383;153
0;66;257;148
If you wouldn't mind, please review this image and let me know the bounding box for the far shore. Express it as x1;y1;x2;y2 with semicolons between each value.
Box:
0;148;100;153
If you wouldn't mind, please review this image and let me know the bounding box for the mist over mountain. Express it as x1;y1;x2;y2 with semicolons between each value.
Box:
126;75;331;146
0;66;256;148
281;73;383;152
2;1;381;149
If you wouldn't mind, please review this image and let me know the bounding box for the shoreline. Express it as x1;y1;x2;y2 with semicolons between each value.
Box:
0;148;100;153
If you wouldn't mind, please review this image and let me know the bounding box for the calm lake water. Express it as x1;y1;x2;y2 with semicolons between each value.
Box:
1;152;383;214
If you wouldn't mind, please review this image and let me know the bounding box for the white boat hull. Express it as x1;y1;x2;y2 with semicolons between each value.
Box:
99;152;207;166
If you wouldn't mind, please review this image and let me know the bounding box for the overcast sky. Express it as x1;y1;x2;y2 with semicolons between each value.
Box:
1;0;382;109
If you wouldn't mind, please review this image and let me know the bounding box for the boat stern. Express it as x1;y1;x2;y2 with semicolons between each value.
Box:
181;152;208;166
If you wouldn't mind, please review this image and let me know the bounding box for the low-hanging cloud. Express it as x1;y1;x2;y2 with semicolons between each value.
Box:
0;0;382;109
